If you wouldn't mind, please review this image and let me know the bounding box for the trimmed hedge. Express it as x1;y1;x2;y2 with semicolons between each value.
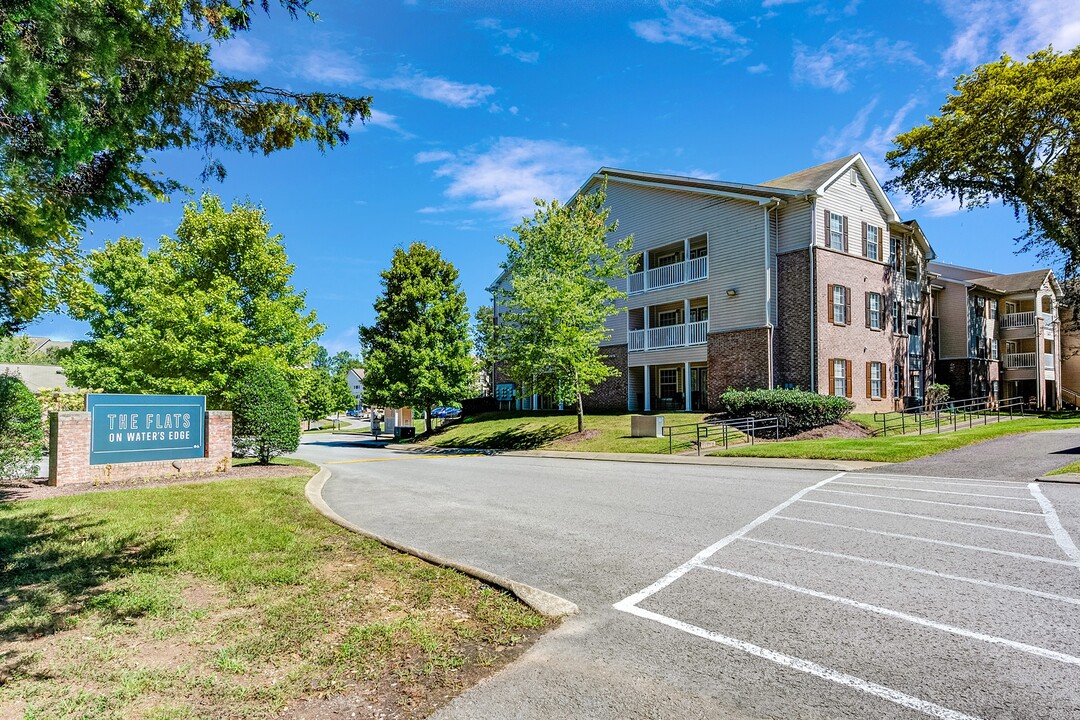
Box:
0;374;44;480
718;388;853;432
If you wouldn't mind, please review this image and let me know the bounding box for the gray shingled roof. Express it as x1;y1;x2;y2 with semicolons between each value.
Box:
0;363;73;392
968;269;1052;294
761;154;859;191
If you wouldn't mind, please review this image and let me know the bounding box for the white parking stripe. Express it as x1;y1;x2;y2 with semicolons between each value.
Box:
699;564;1080;667
613;472;847;610
812;489;1045;516
832;481;1037;501
772;516;1075;567
620;604;983;720
846;473;1025;487
1030;483;1080;569
799;500;1054;537
739;537;1080;606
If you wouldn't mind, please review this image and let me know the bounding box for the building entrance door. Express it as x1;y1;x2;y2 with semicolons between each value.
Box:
690;367;708;411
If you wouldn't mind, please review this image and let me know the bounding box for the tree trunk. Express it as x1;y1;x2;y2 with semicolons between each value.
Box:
425;404;434;434
576;391;584;434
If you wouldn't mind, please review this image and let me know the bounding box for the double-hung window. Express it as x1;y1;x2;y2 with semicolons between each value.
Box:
867;361;883;399
866;292;882;330
893;365;903;398
866;225;880;261
831;359;850;398
829;212;845;250
893;301;904;333
891;237;902;270
830;284;849;325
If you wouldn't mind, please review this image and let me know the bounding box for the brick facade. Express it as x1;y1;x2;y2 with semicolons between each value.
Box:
776;249;812;390
813;247;907;412
583;345;629;412
706;328;770;408
49;410;232;487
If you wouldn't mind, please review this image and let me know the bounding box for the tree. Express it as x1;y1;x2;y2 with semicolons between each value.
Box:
473;304;496;397
496;184;632;433
62;194;323;407
232;360;300;464
886;47;1080;289
0;1;371;332
359;243;474;432
0;374;44;480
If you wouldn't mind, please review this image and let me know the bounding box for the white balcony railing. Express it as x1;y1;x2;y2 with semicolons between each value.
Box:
627;257;708;295
628;320;709;352
1004;352;1036;369
1045;353;1055;370
1000;311;1035;329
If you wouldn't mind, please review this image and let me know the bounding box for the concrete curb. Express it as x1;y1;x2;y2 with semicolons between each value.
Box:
501;449;885;473
304;466;578;619
1035;475;1080;485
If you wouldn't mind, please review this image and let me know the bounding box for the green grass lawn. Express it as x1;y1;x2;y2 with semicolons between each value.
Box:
0;462;546;719
1046;460;1080;476
711;413;1080;463
411;411;711;453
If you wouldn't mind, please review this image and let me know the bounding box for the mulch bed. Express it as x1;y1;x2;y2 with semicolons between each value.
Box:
1;462;304;502
781;419;874;441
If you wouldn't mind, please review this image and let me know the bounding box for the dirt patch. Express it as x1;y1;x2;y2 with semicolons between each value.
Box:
0;462;303;502
548;429;601;446
781;419;874;441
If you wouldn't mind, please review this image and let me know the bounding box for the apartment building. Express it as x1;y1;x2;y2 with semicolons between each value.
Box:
930;262;1062;409
493;154;936;413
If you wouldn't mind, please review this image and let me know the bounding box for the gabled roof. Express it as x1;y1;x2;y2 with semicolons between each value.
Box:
968;269;1057;295
760;152;901;224
582;167;804;203
348;367;365;381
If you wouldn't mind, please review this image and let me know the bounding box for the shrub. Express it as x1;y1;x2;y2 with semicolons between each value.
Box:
231;362;300;464
0;374;45;480
718;388;854;432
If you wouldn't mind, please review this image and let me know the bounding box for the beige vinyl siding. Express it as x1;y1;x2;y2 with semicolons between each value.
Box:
816;166;891;263
776;202;812;254
935;280;971;359
626;344;708;367
602;181;770;343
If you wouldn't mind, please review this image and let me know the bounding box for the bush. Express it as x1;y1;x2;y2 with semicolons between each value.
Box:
0;374;45;480
718;388;854;432
232;362;300;464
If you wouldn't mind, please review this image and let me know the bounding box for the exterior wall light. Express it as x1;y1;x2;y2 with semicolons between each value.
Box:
726;289;737;297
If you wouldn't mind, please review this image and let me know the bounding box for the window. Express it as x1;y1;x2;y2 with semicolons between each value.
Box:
991;339;999;360
659;368;679;398
893;365;903;398
893;301;903;332
975;297;985;315
829;212;845;250
891;237;902;270
657;309;680;327
689;306;708;322
989;302;998;320
911;372;922;400
831;359;850;398
829;284;850;325
655;251;681;267
867;361;883;399
1005;301;1017;315
866;225;880;261
866;292;882;330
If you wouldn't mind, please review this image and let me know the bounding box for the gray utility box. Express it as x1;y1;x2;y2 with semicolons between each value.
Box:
395;426;415;440
631;415;664;438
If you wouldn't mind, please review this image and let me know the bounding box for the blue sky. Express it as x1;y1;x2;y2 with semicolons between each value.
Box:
28;0;1080;353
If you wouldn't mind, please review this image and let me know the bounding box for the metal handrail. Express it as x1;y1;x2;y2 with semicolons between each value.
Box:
663;415;783;455
873;396;1025;437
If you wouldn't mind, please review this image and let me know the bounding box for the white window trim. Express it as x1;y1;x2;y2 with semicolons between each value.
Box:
867;225;879;261
869;292;882;330
833;285;847;324
657;309;680;327
829;213;844;250
870;362;882;399
833;359;846;398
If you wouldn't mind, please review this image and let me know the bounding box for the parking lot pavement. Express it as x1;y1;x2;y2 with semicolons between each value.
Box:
615;471;1080;719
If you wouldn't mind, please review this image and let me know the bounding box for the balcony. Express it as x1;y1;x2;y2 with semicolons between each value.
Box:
627;256;708;295
628;320;709;351
1004;352;1036;369
1000;311;1035;329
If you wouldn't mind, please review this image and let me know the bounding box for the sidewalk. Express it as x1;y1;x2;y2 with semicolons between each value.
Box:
500;449;884;472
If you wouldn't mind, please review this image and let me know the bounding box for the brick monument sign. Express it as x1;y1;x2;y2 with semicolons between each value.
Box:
49;393;232;486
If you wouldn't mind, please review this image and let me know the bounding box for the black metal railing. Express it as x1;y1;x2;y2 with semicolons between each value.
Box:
873;395;1025;436
663;415;784;455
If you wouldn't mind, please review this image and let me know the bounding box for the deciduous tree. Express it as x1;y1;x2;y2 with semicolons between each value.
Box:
232;359;300;464
359;243;473;431
886;47;1080;290
62;195;323;406
0;0;371;331
496;184;632;433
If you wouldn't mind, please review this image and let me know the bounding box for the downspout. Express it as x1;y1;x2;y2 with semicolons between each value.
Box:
762;198;782;389
808;195;817;392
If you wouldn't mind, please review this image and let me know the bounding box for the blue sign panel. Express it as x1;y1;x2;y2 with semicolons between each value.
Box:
87;394;206;466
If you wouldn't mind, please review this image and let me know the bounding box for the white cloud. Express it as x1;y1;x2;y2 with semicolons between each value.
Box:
747;62;769;74
499;45;540;63
376;68;495;108
417;137;608;220
814;97;966;217
297;49;362;85
415;150;455;164
762;0;807;6
476;17;522;39
213;37;270;73
477;18;540;63
663;167;722;180
631;2;747;51
937;0;1080;72
359;108;413;138
793;33;926;92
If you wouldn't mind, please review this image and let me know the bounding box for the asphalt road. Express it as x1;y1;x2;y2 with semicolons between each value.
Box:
297;436;1080;720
